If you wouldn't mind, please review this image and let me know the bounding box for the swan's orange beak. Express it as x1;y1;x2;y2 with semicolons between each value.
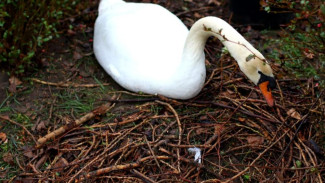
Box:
259;81;274;107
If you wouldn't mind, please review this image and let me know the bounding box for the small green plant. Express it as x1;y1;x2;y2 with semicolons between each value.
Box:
0;0;81;74
243;174;251;182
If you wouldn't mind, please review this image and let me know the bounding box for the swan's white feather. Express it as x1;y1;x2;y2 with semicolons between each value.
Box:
94;1;203;98
94;0;274;100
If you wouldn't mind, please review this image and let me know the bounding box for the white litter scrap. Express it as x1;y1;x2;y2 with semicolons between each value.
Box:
188;147;202;164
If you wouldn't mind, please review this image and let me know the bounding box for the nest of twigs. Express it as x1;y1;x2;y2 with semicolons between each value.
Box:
12;52;324;182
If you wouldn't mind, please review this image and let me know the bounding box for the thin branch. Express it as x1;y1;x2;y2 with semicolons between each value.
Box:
31;78;109;88
36;95;117;148
155;100;182;172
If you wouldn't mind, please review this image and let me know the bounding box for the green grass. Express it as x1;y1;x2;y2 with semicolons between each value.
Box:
56;94;94;115
0;143;21;180
0;59;113;180
0;110;34;180
0;87;113;180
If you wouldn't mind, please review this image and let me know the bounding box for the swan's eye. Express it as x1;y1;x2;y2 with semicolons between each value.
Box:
258;71;276;91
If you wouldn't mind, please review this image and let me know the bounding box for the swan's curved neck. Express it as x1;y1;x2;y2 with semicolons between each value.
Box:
182;16;265;66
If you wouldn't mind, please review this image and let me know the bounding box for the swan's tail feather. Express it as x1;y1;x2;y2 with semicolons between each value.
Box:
98;0;124;15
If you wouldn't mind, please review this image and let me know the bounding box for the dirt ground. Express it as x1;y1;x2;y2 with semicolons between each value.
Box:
0;0;324;182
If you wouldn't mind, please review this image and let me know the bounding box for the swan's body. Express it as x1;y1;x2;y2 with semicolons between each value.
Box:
94;0;276;106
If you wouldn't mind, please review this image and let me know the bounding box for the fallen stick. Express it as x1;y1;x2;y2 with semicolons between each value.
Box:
131;169;157;183
36;95;117;148
76;156;170;182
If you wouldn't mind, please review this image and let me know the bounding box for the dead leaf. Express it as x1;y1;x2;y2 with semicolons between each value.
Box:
0;132;7;144
304;51;315;59
53;157;69;172
238;117;246;122
259;0;268;7
8;76;22;93
247;136;264;146
194;12;201;18
23;147;35;158
196;128;209;135
79;70;91;77
208;0;221;6
303;48;315;59
250;91;258;99
9;76;22;86
287;108;302;120
67;29;76;36
36;121;47;131
3;152;14;164
214;124;224;134
73;51;83;60
220;89;236;98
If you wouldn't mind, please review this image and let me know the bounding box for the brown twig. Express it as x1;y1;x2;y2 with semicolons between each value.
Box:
31;78;110;88
130;169;157;183
144;135;162;173
76;156;170;182
155;100;182;172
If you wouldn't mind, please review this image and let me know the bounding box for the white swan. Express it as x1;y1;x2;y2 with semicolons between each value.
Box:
94;0;276;106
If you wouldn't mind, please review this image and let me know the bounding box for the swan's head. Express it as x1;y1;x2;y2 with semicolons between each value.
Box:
238;57;276;107
189;16;276;106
